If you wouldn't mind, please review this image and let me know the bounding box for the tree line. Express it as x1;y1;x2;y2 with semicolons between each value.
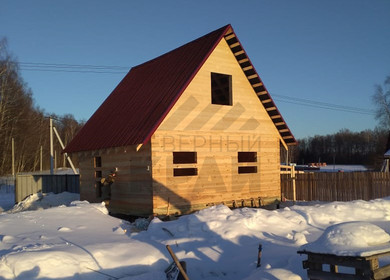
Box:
291;129;388;168
291;75;390;169
0;39;83;176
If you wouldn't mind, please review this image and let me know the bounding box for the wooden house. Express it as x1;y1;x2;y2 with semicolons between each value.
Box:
64;25;297;216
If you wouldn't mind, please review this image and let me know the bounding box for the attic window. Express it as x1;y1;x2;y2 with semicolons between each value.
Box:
211;72;232;105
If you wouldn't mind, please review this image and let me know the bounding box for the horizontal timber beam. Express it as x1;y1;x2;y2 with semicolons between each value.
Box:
247;74;258;80
225;34;236;40
229;42;240;48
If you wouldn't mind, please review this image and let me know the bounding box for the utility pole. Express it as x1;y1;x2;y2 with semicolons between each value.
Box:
52;126;78;174
54;150;57;171
50;117;54;175
40;146;43;172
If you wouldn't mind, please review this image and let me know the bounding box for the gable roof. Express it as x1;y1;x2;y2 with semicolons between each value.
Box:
64;24;296;153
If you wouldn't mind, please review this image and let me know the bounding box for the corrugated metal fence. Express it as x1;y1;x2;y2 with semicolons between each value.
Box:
15;174;79;203
281;172;390;202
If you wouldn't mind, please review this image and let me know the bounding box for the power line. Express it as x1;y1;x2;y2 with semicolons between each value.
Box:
13;61;376;116
273;94;375;116
19;61;129;70
15;61;129;74
20;68;127;74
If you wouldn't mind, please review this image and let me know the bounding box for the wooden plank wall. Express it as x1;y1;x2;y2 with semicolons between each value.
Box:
77;143;153;216
151;131;280;215
281;172;390;202
150;36;283;215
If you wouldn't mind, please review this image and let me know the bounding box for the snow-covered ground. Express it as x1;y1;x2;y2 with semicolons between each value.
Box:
1;191;390;280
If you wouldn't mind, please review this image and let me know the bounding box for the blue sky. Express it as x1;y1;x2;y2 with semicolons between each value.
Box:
1;0;390;139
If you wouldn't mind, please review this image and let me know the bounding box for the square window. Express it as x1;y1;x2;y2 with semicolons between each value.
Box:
238;152;258;174
173;152;198;177
173;152;197;164
211;72;232;105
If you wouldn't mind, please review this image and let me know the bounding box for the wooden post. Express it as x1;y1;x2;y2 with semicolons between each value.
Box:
12;137;15;176
257;243;262;268
292;165;296;202
40;146;43;172
50;117;54;175
166;245;190;280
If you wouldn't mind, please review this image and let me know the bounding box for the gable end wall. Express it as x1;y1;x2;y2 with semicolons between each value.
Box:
151;39;281;215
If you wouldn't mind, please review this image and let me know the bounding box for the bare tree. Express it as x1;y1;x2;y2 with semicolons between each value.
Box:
0;37;83;175
372;76;390;129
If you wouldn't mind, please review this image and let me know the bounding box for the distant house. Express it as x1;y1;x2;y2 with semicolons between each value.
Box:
383;132;390;172
64;25;296;216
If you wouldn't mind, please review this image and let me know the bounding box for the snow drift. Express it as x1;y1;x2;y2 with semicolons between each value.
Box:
1;193;390;279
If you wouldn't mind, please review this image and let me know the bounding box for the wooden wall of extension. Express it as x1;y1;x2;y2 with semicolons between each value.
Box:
77;143;154;216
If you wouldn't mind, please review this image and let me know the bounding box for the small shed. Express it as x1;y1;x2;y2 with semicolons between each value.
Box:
64;25;297;216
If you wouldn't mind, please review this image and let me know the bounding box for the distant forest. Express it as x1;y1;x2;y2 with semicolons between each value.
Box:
0;39;84;175
292;129;388;168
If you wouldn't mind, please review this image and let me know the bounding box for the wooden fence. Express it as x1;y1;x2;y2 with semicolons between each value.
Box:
281;172;390;202
15;174;79;203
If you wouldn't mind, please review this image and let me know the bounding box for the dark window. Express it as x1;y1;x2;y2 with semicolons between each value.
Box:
173;168;198;177
94;156;102;168
173;152;198;177
238;152;257;163
173;152;197;164
238;166;258;174
238;151;258;174
95;170;102;178
211;72;232;105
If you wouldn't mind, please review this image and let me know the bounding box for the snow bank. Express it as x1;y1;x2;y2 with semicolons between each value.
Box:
2;194;390;279
8;191;80;213
301;221;390;256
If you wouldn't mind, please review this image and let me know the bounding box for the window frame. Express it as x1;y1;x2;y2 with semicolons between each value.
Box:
173;151;198;177
237;151;258;174
211;72;232;106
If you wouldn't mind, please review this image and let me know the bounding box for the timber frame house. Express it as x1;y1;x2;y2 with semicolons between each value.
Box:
64;24;297;216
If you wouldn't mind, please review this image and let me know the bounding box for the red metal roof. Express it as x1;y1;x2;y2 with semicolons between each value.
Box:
64;25;296;153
